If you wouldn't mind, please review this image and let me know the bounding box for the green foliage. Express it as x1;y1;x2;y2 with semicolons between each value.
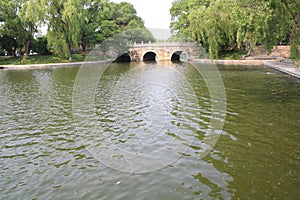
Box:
170;0;190;36
189;0;241;58
219;49;248;60
99;1;143;30
0;0;26;56
96;20;121;42
0;35;18;55
0;54;86;65
123;21;155;43
43;0;85;61
1;0;154;62
167;32;194;42
42;0;154;60
97;0;153;44
170;0;300;59
78;0;102;51
31;36;51;55
290;45;299;59
0;0;44;56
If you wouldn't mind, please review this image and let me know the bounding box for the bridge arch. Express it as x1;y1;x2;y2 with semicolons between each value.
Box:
129;42;201;62
142;51;158;61
171;51;188;62
114;53;131;62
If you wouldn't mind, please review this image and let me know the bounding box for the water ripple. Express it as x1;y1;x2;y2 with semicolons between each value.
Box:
0;64;299;199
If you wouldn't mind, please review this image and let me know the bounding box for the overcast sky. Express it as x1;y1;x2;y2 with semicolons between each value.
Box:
111;0;173;30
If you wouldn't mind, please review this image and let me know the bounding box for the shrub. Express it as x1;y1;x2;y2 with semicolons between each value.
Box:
32;37;51;55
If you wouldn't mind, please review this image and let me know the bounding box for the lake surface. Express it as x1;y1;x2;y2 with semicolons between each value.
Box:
0;61;299;199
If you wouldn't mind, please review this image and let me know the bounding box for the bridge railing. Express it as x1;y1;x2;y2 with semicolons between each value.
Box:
131;41;200;48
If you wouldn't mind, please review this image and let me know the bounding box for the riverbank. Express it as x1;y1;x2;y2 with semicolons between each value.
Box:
192;59;300;79
1;58;299;79
263;60;300;79
0;60;113;70
192;59;266;66
0;54;87;65
0;58;268;69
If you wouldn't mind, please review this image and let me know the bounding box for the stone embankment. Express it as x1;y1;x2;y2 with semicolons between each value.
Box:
263;60;300;79
192;59;265;66
192;58;300;79
193;45;300;79
1;58;299;79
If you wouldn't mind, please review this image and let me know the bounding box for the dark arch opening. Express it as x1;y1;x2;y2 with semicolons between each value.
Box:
114;53;131;63
143;52;157;61
171;51;181;61
172;51;188;62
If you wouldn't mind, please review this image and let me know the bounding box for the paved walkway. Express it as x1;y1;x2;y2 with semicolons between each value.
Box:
263;60;300;79
192;59;266;66
193;58;300;79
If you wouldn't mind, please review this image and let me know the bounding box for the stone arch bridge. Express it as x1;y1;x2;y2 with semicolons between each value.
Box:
116;42;202;62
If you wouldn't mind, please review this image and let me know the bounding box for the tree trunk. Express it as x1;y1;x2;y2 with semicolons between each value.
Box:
61;25;73;62
243;40;253;59
25;38;31;59
81;31;87;53
13;46;17;57
289;13;300;58
68;43;72;62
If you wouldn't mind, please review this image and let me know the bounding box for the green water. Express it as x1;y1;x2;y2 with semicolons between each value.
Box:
0;62;299;199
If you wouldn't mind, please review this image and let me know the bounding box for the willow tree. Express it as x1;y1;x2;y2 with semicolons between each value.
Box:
189;0;240;58
171;0;298;59
43;0;84;61
235;1;273;58
267;0;300;59
286;0;300;59
19;0;44;57
170;0;211;37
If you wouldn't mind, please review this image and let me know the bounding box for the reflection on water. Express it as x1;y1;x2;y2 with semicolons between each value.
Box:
0;62;299;199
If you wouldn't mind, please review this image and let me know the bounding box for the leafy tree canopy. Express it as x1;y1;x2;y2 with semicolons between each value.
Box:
0;0;44;57
170;0;300;59
0;0;155;61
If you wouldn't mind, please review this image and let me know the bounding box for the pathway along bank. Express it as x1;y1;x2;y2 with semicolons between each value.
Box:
1;59;300;79
192;59;300;79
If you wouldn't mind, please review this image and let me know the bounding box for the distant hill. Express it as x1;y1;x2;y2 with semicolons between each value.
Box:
148;28;172;40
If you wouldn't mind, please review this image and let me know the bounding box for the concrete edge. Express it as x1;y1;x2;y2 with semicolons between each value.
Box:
2;58;299;79
190;59;265;66
0;60;114;70
263;61;300;79
191;59;300;79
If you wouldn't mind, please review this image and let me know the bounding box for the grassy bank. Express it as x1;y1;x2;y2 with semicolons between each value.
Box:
0;54;87;65
219;50;248;60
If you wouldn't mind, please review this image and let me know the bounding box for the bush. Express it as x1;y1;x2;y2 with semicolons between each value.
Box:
0;49;5;56
290;44;299;59
32;37;51;55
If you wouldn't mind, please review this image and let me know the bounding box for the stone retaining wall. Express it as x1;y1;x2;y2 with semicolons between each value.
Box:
269;46;291;58
192;59;265;66
249;45;300;59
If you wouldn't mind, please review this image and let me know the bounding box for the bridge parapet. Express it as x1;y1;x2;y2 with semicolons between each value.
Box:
132;42;200;48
